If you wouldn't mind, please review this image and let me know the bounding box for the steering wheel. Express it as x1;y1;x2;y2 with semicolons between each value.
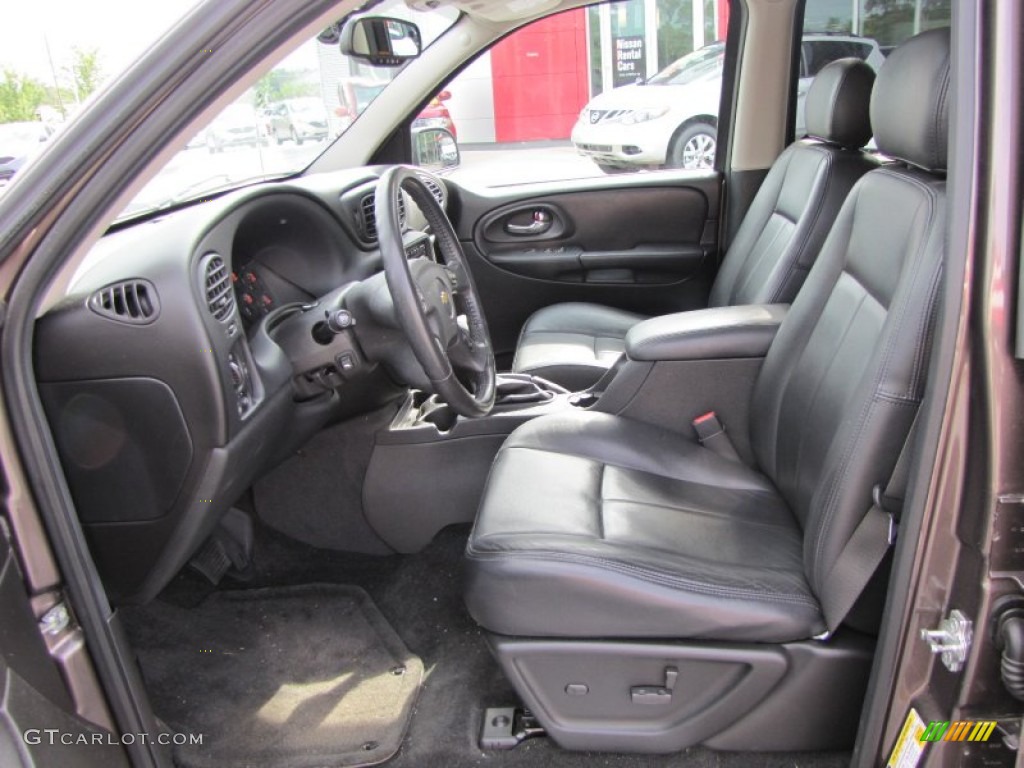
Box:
375;166;496;417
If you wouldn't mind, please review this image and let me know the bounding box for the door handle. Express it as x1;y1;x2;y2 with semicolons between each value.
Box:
505;210;552;236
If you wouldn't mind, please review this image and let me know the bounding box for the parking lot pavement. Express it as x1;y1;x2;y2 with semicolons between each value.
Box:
123;140;324;216
121;140;609;216
0;139;617;210
450;142;609;187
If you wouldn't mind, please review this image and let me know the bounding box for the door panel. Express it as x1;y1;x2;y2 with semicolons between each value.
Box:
0;529;126;767
449;173;721;362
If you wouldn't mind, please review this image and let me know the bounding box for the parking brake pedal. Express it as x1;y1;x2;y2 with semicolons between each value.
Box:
189;508;254;585
480;707;546;749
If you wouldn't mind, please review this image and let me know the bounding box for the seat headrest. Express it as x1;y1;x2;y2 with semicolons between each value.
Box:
804;58;876;149
870;27;951;173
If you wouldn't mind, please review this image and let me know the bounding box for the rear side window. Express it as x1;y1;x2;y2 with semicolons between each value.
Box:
798;0;951;143
802;40;873;76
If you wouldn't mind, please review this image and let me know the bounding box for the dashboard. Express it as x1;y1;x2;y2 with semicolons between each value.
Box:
33;166;448;603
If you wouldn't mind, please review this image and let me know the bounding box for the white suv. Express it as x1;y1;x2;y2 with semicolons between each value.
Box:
571;35;885;172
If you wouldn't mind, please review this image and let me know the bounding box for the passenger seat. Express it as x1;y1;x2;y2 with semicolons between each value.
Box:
512;57;879;390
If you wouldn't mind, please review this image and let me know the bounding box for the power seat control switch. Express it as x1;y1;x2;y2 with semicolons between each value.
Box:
920;609;973;673
631;666;678;704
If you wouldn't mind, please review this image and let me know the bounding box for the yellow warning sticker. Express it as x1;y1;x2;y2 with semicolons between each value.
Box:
887;708;927;768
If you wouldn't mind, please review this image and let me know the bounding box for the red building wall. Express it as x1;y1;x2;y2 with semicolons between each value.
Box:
489;10;589;143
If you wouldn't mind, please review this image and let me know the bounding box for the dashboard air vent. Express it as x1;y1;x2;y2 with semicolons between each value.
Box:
359;193;378;241
203;254;234;321
359;192;405;242
416;172;446;207
89;280;159;324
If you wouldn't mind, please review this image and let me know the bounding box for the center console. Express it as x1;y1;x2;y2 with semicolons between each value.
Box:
363;304;789;553
362;373;578;552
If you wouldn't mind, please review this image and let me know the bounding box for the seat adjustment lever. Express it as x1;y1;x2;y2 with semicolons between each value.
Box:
631;666;678;704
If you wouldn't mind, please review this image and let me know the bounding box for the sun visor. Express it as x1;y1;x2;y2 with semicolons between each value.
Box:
406;0;562;23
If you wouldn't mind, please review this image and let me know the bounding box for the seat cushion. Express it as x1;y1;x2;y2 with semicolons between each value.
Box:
465;410;826;643
511;302;647;390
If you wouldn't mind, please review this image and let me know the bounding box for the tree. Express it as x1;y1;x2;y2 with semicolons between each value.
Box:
64;47;103;102
862;0;951;48
253;69;319;108
653;0;695;72
0;70;50;123
823;16;853;33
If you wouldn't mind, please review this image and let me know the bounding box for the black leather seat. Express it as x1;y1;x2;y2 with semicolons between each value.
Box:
512;57;878;390
467;28;949;647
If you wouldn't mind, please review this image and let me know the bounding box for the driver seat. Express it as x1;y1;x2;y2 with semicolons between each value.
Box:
512;56;878;390
465;28;949;753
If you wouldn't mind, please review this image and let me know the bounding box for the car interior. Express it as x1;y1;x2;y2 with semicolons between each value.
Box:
21;0;956;766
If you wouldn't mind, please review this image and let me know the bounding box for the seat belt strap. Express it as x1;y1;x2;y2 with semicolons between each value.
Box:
879;408;919;518
820;409;921;635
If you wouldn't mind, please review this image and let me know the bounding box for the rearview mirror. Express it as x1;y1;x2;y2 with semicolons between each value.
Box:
339;17;422;67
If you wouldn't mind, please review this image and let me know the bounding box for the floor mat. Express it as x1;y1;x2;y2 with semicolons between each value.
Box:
144;524;850;768
123;584;423;768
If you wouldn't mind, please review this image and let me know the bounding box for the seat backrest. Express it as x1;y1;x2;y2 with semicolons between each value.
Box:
709;58;877;308
749;28;950;602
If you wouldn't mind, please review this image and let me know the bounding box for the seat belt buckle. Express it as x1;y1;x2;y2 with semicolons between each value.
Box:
872;483;899;544
692;411;725;442
692;411;742;463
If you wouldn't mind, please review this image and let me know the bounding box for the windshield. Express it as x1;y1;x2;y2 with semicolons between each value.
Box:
288;98;325;116
0;122;49;147
115;0;457;219
646;42;724;86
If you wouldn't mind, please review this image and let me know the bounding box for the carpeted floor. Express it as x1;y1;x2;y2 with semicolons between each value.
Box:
122;584;422;768
123;520;851;768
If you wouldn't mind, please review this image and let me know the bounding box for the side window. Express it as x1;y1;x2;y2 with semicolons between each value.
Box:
804;40;871;76
433;1;729;187
798;0;952;140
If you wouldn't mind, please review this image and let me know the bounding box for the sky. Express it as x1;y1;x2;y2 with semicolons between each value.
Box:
2;0;317;92
3;0;206;85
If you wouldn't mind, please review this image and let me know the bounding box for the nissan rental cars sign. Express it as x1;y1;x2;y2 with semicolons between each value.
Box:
613;35;645;87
